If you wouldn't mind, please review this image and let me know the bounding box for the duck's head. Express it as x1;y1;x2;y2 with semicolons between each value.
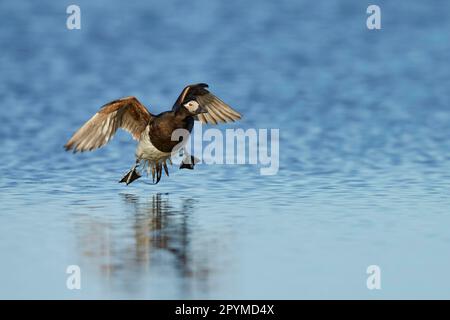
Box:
183;100;207;115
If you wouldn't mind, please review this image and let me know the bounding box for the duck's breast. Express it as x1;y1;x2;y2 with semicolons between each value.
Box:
146;114;194;153
135;126;172;162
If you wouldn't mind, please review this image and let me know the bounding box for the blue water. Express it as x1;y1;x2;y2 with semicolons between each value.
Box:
1;0;450;299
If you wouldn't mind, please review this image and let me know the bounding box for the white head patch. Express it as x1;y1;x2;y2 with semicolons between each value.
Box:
184;100;200;113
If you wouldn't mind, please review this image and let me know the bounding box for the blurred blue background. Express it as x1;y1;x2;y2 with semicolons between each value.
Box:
0;0;449;299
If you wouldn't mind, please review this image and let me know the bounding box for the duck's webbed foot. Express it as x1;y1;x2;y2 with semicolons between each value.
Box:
180;155;200;170
119;160;142;185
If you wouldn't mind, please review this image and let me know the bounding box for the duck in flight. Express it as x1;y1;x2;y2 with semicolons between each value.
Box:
64;83;241;185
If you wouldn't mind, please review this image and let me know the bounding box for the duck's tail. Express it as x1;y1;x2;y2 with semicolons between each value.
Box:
140;159;171;184
120;159;172;185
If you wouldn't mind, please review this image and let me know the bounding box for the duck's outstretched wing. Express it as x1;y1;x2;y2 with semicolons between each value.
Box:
172;83;242;124
65;96;153;153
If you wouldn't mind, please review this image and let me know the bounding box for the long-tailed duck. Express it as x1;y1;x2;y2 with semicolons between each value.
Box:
64;83;242;185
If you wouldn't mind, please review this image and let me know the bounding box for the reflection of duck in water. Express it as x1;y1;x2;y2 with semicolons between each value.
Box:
74;193;211;292
64;83;241;184
123;193;193;275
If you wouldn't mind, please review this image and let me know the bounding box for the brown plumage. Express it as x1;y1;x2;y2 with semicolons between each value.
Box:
64;83;242;185
65;97;153;153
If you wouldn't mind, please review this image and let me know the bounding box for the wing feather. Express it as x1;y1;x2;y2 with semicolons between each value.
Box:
65;96;153;153
172;83;242;125
195;92;242;124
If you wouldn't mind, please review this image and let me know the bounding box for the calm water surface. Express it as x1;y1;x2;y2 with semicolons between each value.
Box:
1;0;450;298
